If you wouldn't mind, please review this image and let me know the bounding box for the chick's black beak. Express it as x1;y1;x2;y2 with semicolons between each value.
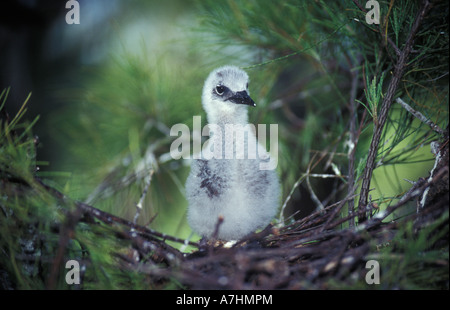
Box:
227;91;256;107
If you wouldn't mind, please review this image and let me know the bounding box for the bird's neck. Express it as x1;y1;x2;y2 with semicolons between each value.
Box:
205;109;258;162
207;109;249;127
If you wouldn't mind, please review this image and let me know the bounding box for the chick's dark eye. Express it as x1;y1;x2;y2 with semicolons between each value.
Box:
215;85;225;95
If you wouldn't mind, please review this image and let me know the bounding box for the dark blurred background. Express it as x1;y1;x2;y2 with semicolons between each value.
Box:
1;0;115;160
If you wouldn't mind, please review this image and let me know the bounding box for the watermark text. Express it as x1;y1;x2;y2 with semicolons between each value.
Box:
65;0;80;24
170;116;278;170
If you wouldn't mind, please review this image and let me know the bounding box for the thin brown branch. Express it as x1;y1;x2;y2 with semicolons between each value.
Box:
46;206;83;289
34;177;199;248
357;0;432;223
396;97;445;135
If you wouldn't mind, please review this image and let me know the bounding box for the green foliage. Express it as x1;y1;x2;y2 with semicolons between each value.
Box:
358;69;385;125
366;211;449;289
1;90;37;182
1;91;55;289
1;91;169;289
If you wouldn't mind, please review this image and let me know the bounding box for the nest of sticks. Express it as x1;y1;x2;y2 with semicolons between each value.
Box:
2;129;448;290
37;134;448;289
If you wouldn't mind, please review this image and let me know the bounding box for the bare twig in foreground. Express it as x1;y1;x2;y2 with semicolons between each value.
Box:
396;97;445;135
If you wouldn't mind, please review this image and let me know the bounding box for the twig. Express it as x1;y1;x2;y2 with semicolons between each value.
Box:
371;164;448;224
419;140;446;211
396;97;445;135
305;152;328;212
357;0;432;222
133;169;154;225
46;206;83;289
233;224;274;248
321;190;360;232
211;215;224;241
306;173;324;211
347;59;360;227
34;178;199;247
208;216;224;255
277;174;306;226
307;173;346;179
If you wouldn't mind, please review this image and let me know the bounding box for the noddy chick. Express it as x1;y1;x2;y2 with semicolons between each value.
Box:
185;65;280;241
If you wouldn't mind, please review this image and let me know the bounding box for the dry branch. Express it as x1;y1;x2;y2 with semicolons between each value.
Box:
357;0;432;222
396;97;445;135
35;178;199;248
6;148;445;290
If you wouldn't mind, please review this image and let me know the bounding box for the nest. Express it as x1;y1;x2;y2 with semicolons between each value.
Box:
1;132;448;290
38;143;448;289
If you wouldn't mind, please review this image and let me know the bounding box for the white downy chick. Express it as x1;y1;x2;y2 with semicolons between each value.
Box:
185;65;280;241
